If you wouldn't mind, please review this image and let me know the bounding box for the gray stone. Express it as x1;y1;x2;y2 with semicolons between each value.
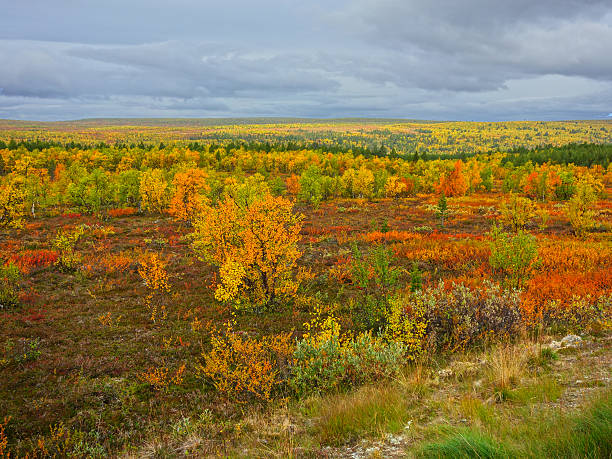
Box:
560;334;583;348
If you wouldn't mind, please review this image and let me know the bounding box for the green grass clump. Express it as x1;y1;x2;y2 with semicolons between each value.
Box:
417;429;509;459
535;389;612;458
416;388;612;458
309;384;412;446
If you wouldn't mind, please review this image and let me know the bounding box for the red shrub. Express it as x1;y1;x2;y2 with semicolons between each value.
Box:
8;250;59;273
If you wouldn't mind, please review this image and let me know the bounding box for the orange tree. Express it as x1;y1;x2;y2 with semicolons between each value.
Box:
168;168;209;224
436;160;467;197
192;191;303;309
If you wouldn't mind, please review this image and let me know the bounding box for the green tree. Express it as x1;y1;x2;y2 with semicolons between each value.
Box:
488;224;539;288
298;165;324;207
435;193;449;227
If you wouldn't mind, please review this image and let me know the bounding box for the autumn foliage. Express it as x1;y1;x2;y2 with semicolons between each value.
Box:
199;323;293;402
192;192;303;308
168;168;209;224
436;160;467;197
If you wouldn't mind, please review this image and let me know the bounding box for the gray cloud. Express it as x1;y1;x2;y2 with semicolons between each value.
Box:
0;0;611;120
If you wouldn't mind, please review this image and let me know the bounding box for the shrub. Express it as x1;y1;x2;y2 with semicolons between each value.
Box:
53;225;85;272
554;170;576;200
199;323;293;402
298;165;325;207
66;168;115;214
499;194;536;231
488;224;538;289
0;417;8;458
435;193;449;227
107;207;138;218
414;281;523;351
138;252;170;322
168;168;209;224
384;295;427;360
567;177;598;237
533;295;612;333
352;166;375;199
138;364;186;391
350;244;401;332
384;175;407;197
117;169;142;207
139;169;169;214
436;160;467;197
0;263;20;309
7;249;58;274
0;177;26;228
290;307;405;396
523;166;561;202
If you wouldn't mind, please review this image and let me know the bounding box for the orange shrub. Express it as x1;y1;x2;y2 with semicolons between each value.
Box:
138;252;170;321
329;255;352;283
108;207;138;218
538;239;611;273
139;364;186;391
0;416;8;458
199;324;293;402
523;270;612;312
100;251;135;274
285;174;300;195
391;240;489;270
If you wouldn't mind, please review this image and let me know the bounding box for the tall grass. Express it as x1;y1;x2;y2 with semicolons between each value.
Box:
311;384;412;445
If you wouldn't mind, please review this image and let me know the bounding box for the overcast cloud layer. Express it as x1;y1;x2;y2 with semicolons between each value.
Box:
1;0;611;121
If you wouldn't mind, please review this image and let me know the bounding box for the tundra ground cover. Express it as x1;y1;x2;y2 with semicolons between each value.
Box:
0;119;611;456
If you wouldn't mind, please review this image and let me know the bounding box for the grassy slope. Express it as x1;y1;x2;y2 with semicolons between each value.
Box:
223;337;611;458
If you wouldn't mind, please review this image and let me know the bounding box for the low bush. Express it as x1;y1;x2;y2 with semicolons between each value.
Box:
414;281;523;351
199;323;293;402
290;308;405;396
488;224;539;288
0;262;20;309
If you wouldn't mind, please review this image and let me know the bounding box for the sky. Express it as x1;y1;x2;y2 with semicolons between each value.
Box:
1;0;611;121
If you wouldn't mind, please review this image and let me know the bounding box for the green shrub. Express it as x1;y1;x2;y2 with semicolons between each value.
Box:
290;310;405;396
298;165;325;207
435;193;449;227
350;244;401;332
53;225;85;272
499;194;536;231
488;224;538;288
0;263;21;309
567;178;598;237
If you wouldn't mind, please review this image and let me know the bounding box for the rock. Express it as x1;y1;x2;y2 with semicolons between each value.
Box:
438;360;482;379
560;334;583;348
450;361;481;378
547;335;582;351
437;368;453;378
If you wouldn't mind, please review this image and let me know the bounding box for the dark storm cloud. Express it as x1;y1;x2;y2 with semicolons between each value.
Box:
0;0;611;120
